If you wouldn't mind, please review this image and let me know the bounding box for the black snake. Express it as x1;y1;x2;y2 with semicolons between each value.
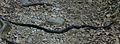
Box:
0;16;114;34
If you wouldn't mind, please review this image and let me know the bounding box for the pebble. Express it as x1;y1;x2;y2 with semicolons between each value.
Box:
52;7;61;11
42;38;48;41
27;38;33;42
105;32;110;35
89;29;95;35
31;16;36;18
106;14;111;17
82;34;85;37
55;4;61;7
16;38;21;43
46;17;64;25
0;38;2;42
56;8;61;11
118;2;120;4
86;34;90;37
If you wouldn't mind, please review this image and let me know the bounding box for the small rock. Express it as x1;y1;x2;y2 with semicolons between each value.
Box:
89;29;94;35
86;34;90;37
105;32;109;35
43;38;47;40
16;38;21;43
118;2;120;4
14;35;18;38
106;14;111;17
0;38;2;42
31;16;36;18
52;7;61;11
55;4;61;7
27;38;33;42
56;8;61;10
46;17;64;25
82;34;85;37
42;38;48;42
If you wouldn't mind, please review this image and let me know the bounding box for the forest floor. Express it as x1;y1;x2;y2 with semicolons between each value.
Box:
0;0;120;44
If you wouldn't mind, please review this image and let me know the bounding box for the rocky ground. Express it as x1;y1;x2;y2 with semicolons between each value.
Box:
0;0;120;44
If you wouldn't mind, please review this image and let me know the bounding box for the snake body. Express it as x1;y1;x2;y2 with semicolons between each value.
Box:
0;16;114;33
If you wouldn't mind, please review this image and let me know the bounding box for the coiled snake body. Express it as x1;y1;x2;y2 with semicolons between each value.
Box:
0;16;114;34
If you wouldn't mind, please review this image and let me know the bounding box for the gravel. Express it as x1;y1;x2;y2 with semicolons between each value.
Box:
0;0;120;44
